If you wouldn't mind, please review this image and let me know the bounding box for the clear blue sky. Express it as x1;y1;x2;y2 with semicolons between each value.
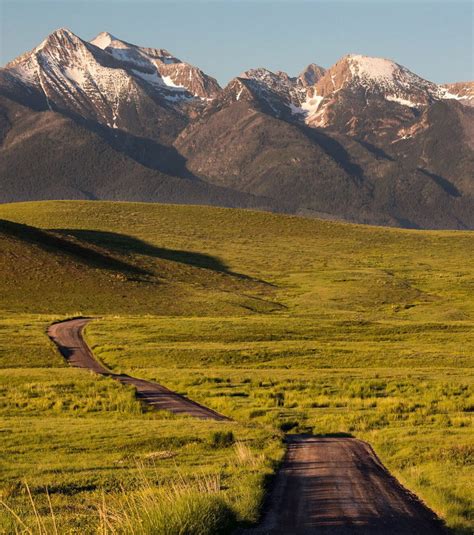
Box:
1;0;472;84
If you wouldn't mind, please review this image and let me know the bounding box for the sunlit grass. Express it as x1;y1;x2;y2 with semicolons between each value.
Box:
0;201;472;533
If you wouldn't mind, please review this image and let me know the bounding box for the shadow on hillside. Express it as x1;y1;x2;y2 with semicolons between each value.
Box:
101;126;198;179
356;139;395;161
417;168;461;197
54;229;254;280
299;125;365;182
0;218;150;276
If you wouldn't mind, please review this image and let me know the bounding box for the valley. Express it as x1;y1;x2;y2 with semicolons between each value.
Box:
0;201;472;533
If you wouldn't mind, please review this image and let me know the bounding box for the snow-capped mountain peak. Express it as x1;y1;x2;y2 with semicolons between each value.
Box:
90;31;179;66
3;28;152;127
29;28;77;54
1;28;222;133
240;67;294;90
345;54;446;104
287;53;471;134
314;53;440;103
89;31;220;98
90;31;115;49
347;54;400;82
297;53;454;129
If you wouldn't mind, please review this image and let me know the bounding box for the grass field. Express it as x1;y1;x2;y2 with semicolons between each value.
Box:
0;201;473;533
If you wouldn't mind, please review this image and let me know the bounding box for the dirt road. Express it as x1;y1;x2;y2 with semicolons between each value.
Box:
48;320;446;533
245;435;446;534
47;318;229;421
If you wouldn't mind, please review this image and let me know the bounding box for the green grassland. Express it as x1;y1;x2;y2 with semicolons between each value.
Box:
0;201;473;533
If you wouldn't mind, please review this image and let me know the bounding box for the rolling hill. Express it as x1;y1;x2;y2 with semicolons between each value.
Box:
1;199;472;321
0;213;279;315
0;200;472;533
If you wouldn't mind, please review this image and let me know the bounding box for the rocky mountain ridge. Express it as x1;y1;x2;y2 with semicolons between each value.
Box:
1;28;472;229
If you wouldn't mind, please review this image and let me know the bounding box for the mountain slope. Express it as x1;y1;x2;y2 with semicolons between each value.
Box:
175;101;374;220
0;95;279;209
176;95;473;228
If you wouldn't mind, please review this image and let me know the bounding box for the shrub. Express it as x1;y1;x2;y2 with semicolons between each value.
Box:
279;420;299;432
270;392;285;407
135;492;236;535
249;409;266;418
209;431;235;449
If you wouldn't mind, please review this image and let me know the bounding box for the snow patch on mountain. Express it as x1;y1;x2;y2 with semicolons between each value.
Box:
90;31;114;49
289;102;305;115
442;91;465;100
64;66;87;85
440;85;474;106
348;55;397;81
162;75;186;90
385;95;420;108
301;94;324;114
6;62;38;85
132;69;163;87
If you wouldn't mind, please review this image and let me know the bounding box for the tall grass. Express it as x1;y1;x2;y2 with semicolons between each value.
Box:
1;478;235;535
97;470;236;535
2;451;270;534
0;483;58;535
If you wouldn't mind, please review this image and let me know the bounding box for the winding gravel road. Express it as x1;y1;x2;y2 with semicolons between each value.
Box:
244;435;446;534
47;318;229;420
48;319;446;533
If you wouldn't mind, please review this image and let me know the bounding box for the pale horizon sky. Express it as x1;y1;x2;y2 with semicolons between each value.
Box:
0;0;473;85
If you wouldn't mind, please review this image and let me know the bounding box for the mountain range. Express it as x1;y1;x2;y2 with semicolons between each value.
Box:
1;28;473;228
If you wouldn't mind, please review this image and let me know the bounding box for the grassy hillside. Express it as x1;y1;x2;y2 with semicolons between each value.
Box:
0;201;472;533
0;216;278;317
1;200;472;318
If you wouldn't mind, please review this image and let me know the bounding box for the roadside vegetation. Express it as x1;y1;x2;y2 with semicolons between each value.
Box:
0;201;472;533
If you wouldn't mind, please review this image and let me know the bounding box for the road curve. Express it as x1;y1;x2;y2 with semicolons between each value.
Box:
48;320;446;533
47;318;230;421
244;435;446;535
